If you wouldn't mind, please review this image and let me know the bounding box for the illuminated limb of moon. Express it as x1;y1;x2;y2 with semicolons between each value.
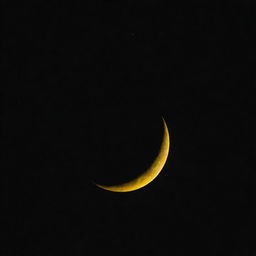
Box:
94;117;170;192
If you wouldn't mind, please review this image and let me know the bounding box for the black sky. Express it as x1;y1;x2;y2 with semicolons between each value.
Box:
1;1;255;256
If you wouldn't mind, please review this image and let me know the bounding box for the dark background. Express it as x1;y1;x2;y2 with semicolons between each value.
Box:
1;1;255;256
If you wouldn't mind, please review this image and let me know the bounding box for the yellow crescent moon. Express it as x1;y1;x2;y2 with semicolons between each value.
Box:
94;117;170;192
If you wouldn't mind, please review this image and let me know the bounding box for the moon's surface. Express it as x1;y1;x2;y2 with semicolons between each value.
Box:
95;117;170;192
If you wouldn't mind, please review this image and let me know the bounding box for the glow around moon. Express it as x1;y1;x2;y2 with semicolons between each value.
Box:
94;117;170;192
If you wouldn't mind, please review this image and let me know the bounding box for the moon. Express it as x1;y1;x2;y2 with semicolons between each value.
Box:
94;117;170;192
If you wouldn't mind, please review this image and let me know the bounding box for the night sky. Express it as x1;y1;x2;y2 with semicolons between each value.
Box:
2;1;254;256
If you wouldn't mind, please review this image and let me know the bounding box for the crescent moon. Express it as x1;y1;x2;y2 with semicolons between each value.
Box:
94;117;170;192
